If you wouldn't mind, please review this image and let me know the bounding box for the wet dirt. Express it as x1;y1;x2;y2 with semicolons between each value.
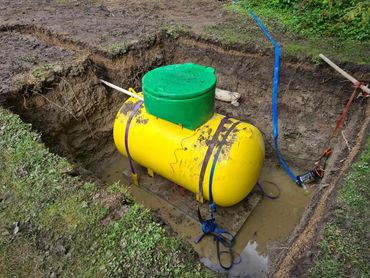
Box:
100;155;262;235
1;22;369;276
99;156;309;277
0;0;226;49
172;38;370;170
0;31;72;97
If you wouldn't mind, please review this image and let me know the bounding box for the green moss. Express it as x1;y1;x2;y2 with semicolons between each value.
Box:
31;63;55;78
0;107;211;277
56;0;74;4
161;23;189;39
309;138;370;277
99;43;128;55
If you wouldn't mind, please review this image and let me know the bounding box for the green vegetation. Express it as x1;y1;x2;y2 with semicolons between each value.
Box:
99;43;128;55
162;23;188;39
31;63;55;78
309;138;370;277
240;0;369;41
0;108;210;277
203;1;370;64
56;0;73;4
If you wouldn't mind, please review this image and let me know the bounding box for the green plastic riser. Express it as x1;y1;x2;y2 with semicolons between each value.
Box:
142;63;216;130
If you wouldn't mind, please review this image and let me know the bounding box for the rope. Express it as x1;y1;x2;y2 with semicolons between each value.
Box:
255;181;280;199
195;208;235;270
331;82;362;139
315;82;363;177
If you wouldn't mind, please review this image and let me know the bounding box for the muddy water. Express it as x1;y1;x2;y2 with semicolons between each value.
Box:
99;157;310;277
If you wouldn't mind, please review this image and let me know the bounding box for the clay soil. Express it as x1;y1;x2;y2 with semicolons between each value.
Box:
1;1;369;277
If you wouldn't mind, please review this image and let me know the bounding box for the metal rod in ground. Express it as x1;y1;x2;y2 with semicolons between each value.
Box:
319;54;370;94
99;79;144;101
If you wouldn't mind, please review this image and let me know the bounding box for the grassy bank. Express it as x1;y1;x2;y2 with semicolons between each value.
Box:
201;1;370;64
0;107;211;277
309;138;370;277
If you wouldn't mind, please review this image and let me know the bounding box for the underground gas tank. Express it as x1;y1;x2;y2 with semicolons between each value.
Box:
113;96;265;207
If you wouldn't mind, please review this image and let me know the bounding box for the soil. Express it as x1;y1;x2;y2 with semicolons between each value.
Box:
0;0;227;48
0;31;72;96
1;1;369;276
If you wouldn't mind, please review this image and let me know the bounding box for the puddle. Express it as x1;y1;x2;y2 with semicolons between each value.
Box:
99;156;310;277
201;241;268;277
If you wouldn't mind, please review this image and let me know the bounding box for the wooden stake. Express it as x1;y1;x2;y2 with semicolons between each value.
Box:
319;54;370;94
100;79;144;100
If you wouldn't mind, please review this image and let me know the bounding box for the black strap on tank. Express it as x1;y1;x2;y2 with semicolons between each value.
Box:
124;100;143;183
198;116;229;202
208;120;242;211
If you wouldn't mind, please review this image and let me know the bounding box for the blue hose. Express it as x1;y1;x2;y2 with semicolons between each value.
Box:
248;10;301;187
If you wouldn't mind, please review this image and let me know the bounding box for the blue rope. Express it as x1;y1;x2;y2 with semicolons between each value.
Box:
195;121;241;270
195;208;235;270
248;10;301;187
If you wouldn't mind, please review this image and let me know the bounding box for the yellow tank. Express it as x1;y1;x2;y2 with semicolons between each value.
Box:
113;96;265;207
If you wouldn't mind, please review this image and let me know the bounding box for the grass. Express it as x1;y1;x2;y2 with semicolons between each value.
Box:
0;107;211;277
99;43;129;55
201;3;370;65
308;138;370;277
31;63;55;78
161;23;189;39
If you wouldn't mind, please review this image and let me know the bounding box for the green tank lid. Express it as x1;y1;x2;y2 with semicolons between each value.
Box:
142;63;216;130
143;63;216;99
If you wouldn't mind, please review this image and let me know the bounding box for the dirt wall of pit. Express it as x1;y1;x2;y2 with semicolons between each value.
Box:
1;28;369;277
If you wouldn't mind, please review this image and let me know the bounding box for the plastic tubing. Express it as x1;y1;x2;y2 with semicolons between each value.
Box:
248;10;301;186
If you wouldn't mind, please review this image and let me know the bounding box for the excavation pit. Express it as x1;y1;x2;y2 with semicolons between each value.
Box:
2;30;369;276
